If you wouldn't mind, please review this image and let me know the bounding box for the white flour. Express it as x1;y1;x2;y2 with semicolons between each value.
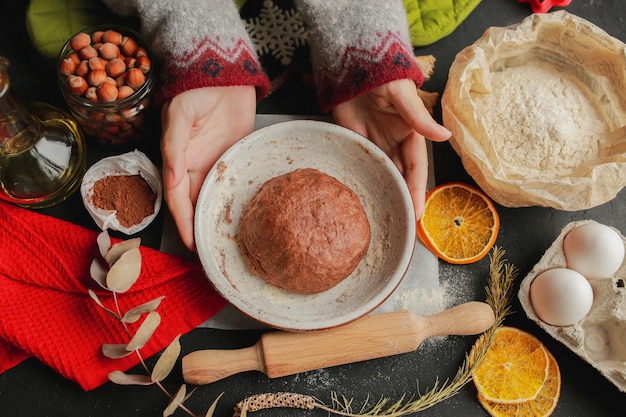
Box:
471;61;610;175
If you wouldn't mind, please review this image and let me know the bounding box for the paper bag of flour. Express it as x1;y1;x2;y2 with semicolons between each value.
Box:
441;11;626;210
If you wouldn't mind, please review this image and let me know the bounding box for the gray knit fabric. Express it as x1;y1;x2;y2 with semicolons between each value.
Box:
293;0;413;80
102;0;421;109
103;0;254;70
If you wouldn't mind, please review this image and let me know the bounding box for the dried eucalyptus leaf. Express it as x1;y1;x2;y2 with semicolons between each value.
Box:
204;392;225;417
102;343;134;359
90;258;109;289
163;384;186;417
106;237;141;266
88;289;120;320
97;230;111;259
88;289;105;308
122;295;166;323
108;370;153;386
106;247;142;293
126;311;161;352
151;335;181;382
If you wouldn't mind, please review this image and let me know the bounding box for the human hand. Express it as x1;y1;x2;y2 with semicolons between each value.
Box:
161;85;257;251
331;79;451;218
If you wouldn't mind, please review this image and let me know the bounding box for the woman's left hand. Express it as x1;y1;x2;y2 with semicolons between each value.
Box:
332;79;451;218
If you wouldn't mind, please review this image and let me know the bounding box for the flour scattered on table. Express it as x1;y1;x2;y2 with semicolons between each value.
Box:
396;266;474;316
395;286;445;316
302;368;336;389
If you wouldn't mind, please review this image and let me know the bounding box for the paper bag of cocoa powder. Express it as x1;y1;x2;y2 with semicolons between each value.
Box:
441;11;626;210
80;150;163;234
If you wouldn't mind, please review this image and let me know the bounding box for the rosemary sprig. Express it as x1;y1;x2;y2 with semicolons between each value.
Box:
233;246;518;416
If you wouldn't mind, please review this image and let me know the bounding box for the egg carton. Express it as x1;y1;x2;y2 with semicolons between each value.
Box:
518;220;626;393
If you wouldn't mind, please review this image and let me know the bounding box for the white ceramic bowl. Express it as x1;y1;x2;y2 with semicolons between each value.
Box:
194;120;416;331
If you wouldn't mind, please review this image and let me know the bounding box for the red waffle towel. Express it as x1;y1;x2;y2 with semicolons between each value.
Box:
0;201;227;391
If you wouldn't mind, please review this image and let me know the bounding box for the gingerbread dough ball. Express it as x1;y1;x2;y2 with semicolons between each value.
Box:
240;168;371;294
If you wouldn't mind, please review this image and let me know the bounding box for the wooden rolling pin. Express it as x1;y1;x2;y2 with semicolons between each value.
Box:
182;301;495;385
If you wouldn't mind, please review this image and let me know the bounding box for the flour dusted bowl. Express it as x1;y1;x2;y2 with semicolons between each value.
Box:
442;11;626;210
194;120;415;331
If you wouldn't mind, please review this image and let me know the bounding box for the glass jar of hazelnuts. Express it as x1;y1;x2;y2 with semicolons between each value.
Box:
57;25;156;147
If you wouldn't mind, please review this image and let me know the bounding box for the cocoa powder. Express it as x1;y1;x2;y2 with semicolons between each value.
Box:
91;174;156;228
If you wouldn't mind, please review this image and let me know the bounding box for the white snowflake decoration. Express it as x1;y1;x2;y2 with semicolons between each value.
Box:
244;0;308;66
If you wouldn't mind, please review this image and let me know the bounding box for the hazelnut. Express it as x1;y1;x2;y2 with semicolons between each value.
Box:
85;86;98;102
120;36;138;56
105;58;126;78
96;82;119;102
88;110;106;121
75;60;89;77
67;53;80;65
67;75;88;95
117;85;135;100
96;131;115;144
74;107;89;117
92;31;104;43
70;32;91;52
102;123;121;134
87;69;108;87
99;43;120;60
115;73;126;87
104;112;123;123
78;45;98;60
125;68;145;89
88;57;108;71
135;47;148;58
136;55;151;74
59;57;77;76
124;56;137;69
119;120;133;131
102;30;123;45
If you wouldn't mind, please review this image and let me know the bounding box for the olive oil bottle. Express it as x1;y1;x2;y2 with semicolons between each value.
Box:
0;56;86;208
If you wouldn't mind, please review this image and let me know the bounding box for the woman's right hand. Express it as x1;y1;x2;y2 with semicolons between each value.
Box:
160;85;257;251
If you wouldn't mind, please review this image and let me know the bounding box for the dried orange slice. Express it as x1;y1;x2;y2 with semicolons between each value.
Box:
477;346;561;417
417;182;499;264
472;327;550;404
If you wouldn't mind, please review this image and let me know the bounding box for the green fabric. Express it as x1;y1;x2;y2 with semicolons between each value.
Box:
26;0;114;62
404;0;482;46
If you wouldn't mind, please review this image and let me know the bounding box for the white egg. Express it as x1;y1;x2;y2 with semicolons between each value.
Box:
529;268;593;326
563;222;625;279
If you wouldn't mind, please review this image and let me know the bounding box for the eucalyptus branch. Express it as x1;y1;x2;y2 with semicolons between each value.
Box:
88;230;204;417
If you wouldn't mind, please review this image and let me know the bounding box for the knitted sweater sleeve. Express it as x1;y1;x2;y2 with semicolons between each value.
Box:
101;0;270;103
293;0;423;113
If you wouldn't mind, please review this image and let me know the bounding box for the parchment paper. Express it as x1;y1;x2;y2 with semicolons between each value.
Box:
442;11;626;211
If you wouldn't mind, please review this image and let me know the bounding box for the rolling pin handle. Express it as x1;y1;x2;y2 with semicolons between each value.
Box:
182;344;264;385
